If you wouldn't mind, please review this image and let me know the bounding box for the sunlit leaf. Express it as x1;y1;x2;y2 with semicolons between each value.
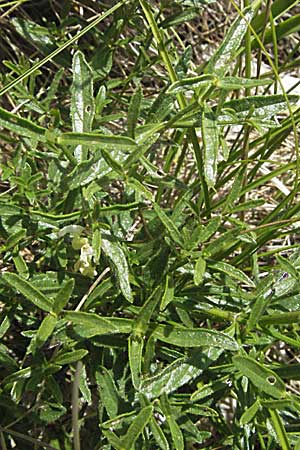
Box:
233;355;286;399
71;50;95;162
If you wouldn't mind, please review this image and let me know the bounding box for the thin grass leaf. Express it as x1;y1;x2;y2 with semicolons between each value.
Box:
269;409;291;450
252;14;300;50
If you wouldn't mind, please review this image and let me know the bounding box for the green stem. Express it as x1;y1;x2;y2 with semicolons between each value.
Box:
72;361;83;450
0;0;128;97
269;409;291;450
139;0;210;214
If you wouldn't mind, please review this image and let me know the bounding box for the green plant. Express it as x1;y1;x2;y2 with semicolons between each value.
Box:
1;0;300;449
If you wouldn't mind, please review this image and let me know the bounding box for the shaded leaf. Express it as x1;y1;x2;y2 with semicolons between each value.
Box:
2;272;52;312
54;349;88;365
52;279;75;314
121;406;153;450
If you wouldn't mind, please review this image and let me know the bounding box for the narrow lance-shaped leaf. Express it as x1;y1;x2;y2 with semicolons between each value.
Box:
120;405;153;450
233;355;286;399
57;131;136;148
167;74;214;94
52;279;75;314
2;272;52;312
149;414;170;450
218;76;273;90
207;260;255;287
128;335;144;390
71;50;95;162
101;230;133;303
205;6;254;77
276;255;298;279
102;430;123;450
128;84;142;138
2;228;26;252
202;104;219;187
194;255;206;286
140;348;223;400
92;228;102;264
35;314;57;349
65;311;132;337
240;399;261;425
53;349;88;365
0;106;47;141
129;287;161;389
154;203;184;247
134;286;161;334
153;324;238;350
160;394;184;450
222;94;299;119
96;366;119;419
247;286;274;330
160;275;174;311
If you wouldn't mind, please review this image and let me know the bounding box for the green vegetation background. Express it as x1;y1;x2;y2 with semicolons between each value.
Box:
1;0;300;448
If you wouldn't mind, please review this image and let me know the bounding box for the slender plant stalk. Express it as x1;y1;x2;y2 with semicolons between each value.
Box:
0;432;7;450
139;0;211;214
240;0;252;219
72;361;83;450
230;0;300;193
0;427;56;450
0;0;128;97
